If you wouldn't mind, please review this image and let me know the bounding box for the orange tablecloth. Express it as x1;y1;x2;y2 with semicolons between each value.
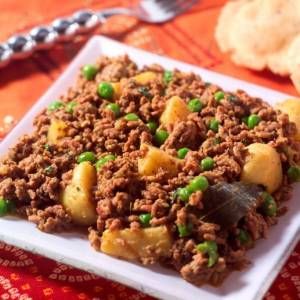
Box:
0;1;299;299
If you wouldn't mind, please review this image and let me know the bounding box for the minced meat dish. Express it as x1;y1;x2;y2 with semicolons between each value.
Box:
0;55;300;286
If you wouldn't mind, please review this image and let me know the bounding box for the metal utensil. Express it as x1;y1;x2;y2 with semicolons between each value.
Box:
0;0;198;68
102;0;198;23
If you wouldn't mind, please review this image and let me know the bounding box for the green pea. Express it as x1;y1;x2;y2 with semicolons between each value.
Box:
177;223;193;237
95;154;116;170
146;121;158;133
238;229;251;245
97;82;114;100
207;251;219;267
187;176;209;193
106;103;120;117
177;187;191;202
82;64;98;80
65;101;77;114
48;101;64;112
124;113;140;121
6;200;15;213
214;91;224;103
201;157;214;171
154;130;169;145
0;198;8;217
209;119;219;133
177;147;189;159
247;114;261;129
188;98;203;112
261;192;277;217
287;166;300;182
196;240;217;253
77;151;96;164
196;240;218;267
139;213;152;227
163;70;173;84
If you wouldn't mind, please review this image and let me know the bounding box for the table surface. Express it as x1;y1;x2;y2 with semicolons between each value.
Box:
0;0;299;299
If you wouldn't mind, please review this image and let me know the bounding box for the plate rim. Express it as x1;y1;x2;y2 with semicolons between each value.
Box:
0;35;299;300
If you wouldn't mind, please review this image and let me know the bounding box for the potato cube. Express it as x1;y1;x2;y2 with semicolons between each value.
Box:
61;162;97;225
101;226;172;262
133;71;157;85
62;184;97;226
160;96;190;127
72;161;97;189
111;82;122;99
241;143;282;193
138;144;181;177
47;119;67;144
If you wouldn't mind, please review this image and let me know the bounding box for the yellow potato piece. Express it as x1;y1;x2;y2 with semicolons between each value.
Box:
276;98;300;140
133;71;157;85
61;162;97;225
62;184;97;226
101;226;172;262
47;119;67;144
72;161;97;189
160;96;190;127
138;144;181;177
111;82;122;99
241;143;282;193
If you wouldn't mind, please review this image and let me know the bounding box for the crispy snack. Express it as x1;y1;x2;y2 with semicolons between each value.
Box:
215;0;300;93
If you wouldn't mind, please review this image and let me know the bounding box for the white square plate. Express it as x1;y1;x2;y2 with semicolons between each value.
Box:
0;36;299;300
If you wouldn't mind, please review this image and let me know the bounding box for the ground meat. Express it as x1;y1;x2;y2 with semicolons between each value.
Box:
163;120;201;150
180;253;227;286
27;205;72;232
167;239;196;271
244;210;268;240
7;135;36;162
0;178;16;201
96;55;137;82
188;190;203;208
197;222;220;241
88;228;101;251
225;249;250;270
14;179;29;201
0;55;298;287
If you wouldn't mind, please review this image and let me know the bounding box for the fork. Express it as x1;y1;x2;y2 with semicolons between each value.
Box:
0;0;198;67
101;0;198;23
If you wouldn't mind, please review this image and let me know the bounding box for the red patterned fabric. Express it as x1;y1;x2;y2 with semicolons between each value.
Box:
0;242;299;299
0;242;149;300
0;0;299;299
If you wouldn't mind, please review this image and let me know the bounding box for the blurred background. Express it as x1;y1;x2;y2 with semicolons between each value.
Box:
0;0;297;139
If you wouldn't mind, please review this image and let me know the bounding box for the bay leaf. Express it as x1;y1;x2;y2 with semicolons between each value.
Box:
200;182;263;228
